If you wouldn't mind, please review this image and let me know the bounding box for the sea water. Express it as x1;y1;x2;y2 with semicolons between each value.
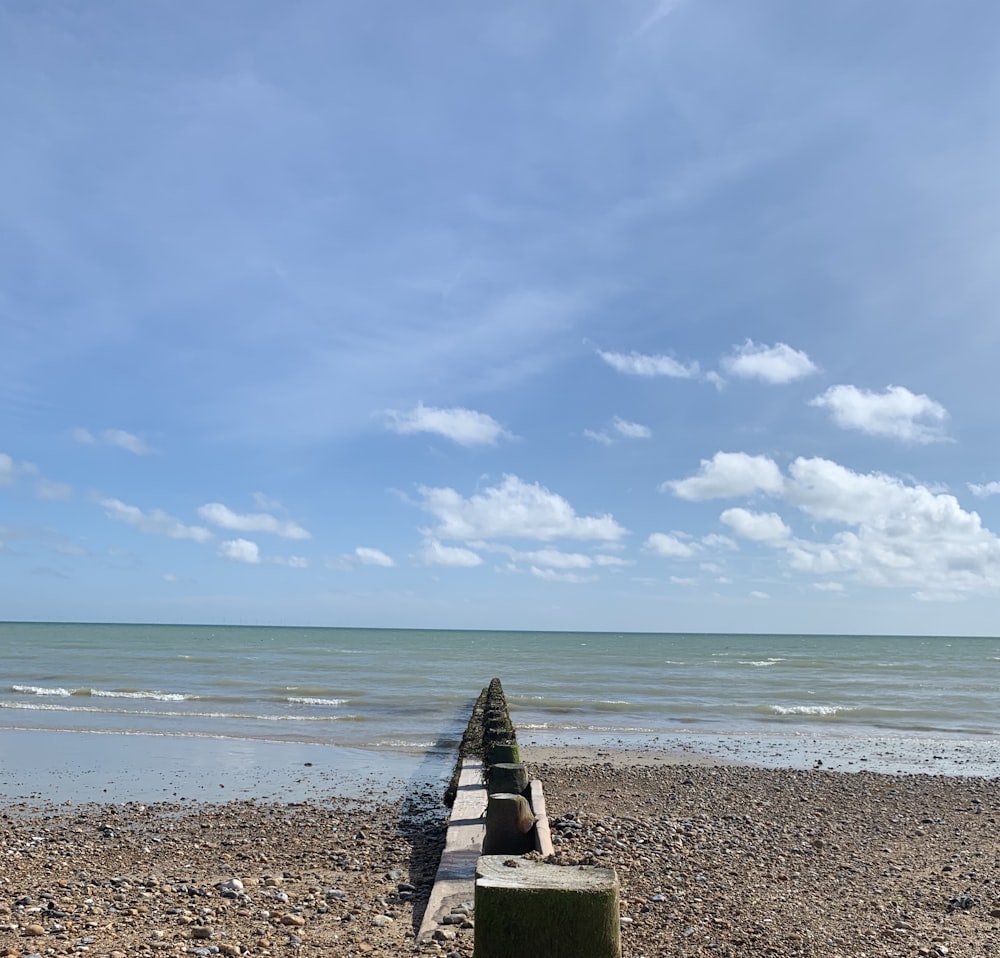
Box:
1;623;998;802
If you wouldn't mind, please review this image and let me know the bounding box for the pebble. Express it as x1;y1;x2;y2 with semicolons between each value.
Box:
217;878;245;896
1;761;997;958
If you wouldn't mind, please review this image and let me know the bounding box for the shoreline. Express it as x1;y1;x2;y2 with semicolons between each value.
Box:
2;725;998;809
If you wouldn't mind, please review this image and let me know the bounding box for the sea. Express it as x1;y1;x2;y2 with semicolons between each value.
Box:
1;623;998;804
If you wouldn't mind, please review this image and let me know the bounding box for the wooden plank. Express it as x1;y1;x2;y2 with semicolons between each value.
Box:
418;758;487;940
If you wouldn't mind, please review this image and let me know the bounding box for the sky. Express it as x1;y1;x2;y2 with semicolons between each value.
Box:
3;1;1000;635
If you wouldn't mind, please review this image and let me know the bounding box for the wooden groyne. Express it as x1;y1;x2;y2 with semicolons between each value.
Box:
443;677;519;807
421;679;620;957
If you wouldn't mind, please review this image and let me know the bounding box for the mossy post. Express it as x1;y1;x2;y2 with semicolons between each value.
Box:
482;793;536;855
486;740;520;766
487;762;529;796
474;856;622;958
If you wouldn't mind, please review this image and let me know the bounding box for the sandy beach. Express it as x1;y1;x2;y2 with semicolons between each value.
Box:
2;748;999;957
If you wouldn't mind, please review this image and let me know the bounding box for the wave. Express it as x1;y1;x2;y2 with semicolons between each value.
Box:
768;704;854;716
13;685;193;702
0;701;360;722
286;697;348;707
91;689;191;702
738;658;785;667
13;684;72;697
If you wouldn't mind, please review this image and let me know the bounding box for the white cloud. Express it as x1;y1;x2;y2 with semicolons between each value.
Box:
418;474;627;542
969;481;1000;498
100;498;212;542
272;555;309;568
785;457;931;525
720;508;791;543
384;403;512;446
597;349;698;378
750;590;771;600
665;451;785;500
104;428;156;455
594;554;631;567
529;566;596;583
702;533;738;551
197;502;311;540
483;544;596;569
721;341;818;384
37;479;73;501
584;417;653;445
583;428;614;445
810;385;948;443
644;532;697;558
612;416;652;439
418;539;484;567
219;538;261;563
814;582;845;592
253;492;286;512
780;457;1000;598
355;547;395;567
663;452;1000;601
73;428;156;455
0;453;16;485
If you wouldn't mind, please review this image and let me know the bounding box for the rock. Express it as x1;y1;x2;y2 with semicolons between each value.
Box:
370;914;394;927
217;878;245;896
280;913;306;927
434;928;457;941
191;926;213;939
23;924;45;937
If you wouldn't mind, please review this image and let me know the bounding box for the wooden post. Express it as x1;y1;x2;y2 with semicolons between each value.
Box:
482;793;536;855
474;855;621;958
488;762;529;796
486;740;521;766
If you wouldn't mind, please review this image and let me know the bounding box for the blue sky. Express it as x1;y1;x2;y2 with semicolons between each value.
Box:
3;1;1000;634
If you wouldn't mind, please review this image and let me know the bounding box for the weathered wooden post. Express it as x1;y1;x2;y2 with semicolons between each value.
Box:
487;762;529;796
474;856;622;958
486;740;521;766
482;792;536;854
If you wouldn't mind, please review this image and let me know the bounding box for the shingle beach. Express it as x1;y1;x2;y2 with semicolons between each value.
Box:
2;750;999;957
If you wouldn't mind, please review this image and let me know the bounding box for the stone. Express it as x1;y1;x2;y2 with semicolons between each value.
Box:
23;925;45;937
191;926;213;939
280;913;306;926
